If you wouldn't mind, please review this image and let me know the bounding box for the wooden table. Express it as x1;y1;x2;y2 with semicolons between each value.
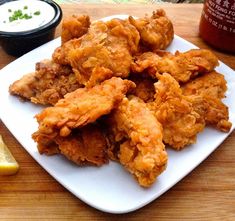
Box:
0;4;234;220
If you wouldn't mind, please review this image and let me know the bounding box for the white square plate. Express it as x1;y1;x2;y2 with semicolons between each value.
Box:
0;15;235;214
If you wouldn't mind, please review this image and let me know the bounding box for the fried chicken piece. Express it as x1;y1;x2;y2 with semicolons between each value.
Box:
56;125;108;166
181;71;231;132
53;38;82;66
131;49;219;83
9;59;82;105
199;96;231;132
149;73;205;149
106;96;167;187
34;132;60;156
53;18;140;86
61;15;90;44
129;9;174;50
33;77;135;147
84;66;114;88
181;71;227;98
128;75;155;102
33;124;108;166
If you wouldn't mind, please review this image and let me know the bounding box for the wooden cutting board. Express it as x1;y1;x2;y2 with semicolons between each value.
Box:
0;4;234;220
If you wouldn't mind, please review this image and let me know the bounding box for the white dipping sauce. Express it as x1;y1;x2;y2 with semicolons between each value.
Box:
0;0;55;32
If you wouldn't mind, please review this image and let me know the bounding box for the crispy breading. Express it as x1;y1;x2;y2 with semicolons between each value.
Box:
181;71;227;98
200;96;231;132
53;19;140;86
10;11;174;107
52;38;82;66
129;9;174;50
9;59;82;105
33;77;135;143
181;71;231;132
33;124;108;166
53;11;174;87
7;10;233;187
128;75;156;102
106;96;167;187
61;15;90;44
149;73;206;149
150;72;231;149
131;49;219;82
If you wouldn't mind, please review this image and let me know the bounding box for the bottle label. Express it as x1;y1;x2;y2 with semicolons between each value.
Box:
202;0;235;33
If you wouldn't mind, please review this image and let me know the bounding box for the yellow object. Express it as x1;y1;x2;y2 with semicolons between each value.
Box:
0;135;19;175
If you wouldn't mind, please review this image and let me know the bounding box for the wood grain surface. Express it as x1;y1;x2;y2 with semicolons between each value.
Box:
0;4;234;220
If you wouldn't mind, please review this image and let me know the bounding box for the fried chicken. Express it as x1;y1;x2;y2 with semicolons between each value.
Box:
7;10;233;187
33;124;108;166
52;38;81;66
9;59;82;105
53;18;140;87
181;71;231;132
33;77;135;145
53;10;174;87
199;96;231;132
128;75;156;102
131;49;219;82
150;71;231;150
10;11;174;107
149;73;205;150
61;15;91;44
181;71;227;98
32;77;135;166
129;9;174;50
57;124;108;166
106;96;167;187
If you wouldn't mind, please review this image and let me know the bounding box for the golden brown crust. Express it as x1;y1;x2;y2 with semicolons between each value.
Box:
33;77;135;142
128;75;156;102
9;59;82;105
55;124;108;166
131;49;219;83
61;15;91;44
106;96;167;187
181;71;227;98
53;19;140;86
181;71;231;132
8;10;233;187
33;124;108;166
129;9;174;50
149;73;206;150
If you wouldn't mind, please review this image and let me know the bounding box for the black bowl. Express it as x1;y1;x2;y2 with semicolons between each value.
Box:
0;0;62;57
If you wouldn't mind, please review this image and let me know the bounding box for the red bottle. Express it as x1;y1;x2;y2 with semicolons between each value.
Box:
199;0;235;53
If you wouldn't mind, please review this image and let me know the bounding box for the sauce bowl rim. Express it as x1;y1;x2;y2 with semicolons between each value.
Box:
0;0;62;37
